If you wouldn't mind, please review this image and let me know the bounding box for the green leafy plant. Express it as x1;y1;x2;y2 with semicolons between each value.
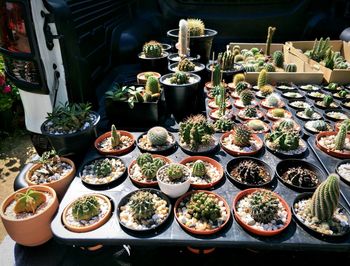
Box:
105;84;148;109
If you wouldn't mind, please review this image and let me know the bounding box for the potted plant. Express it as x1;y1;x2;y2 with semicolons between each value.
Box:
282;90;304;100
167;18;217;64
266;108;292;121
333;89;350;100
213;117;235;133
244;119;270;134
0;186;58;246
233;89;257;109
323;82;343;92
168;57;205;76
288;100;311;110
136;126;176;153
299;84;320;92
271;118;301;133
256;84;275;99
208;85;233;121
237;106;264;121
138;40;169;74
260;93;285;109
227;73;246;91
136;71;161;85
62;193;112;233
205;63;226;90
296;107;322;121
160;71;201;121
233;188;291;236
304;120;332;134
156;163;191;198
105;77;163;127
306;91;326;100
315;95;339;109
94;124;135;155
25;150;75;199
40;102;100;156
324;110;349;122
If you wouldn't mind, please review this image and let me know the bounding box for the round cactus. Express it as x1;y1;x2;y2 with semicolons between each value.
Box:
72;195;101;221
169;71;189;85
232;125;252;147
235;81;250;96
232;73;245;87
187;18;205;36
264;62;276;72
260;85;274;97
147;127;169;146
250;47;260;55
266;94;279;107
244;64;256;72
136;153;153;167
153;157;166;170
250;190;279;223
178;58;195;72
323;95;333;108
285;63;297;72
129;191;155;220
240;89;254;106
277;119;294;131
94;159;112;177
143;41;163;58
243;107;258;118
145;76;160;95
234;54;244;63
141;162;158;180
192;160;206;177
271;108;285;118
166;164;184;181
257;69;267;89
311;120;328;131
304;107;314;117
214;118;234;132
273;50;284;68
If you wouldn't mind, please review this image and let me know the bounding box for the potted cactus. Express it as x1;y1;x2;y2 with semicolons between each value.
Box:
324;110;349;122
25;150;76;199
167;18;217;64
40;102;100;156
296;107;322;121
271;118;301;133
160;71;201;121
260;93;285;109
282;90;304;100
244;119;270;134
256;84;275;99
128;153;171;187
138;40;169;74
94;124;135;156
213;117;235;133
209;85;233;120
117;189;171;232
168;57;205;75
136;71;161;85
137;126;176;153
307;91;326;100
315;95;340;109
266;108;292;121
233;89;257;109
304;120;332;134
0;186;58;246
156;163;191;198
230;80;252;99
288;100;311;110
62;194;112;233
293;174;350;237
237;106;264;121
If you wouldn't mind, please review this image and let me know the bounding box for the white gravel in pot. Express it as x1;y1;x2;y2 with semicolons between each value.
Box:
318;135;350;151
97;135;133;152
337;163;350;182
138;134;175;152
221;134;261;153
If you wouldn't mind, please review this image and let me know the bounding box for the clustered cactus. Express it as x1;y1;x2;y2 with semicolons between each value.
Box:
187;18;205;36
187;192;221;221
129;191;155;220
110;124;121;148
235;81;250;96
276;119;295;131
143;41;163;58
214;118;234;132
166;164;184;181
192;160;206;177
250;190;280;223
136;153;165;180
94;159;113;177
147;126;169;146
178;58;195;72
169;71;190;85
179;115;215;150
231;125;252;147
273;50;284;68
230;160;270;185
260;85;274;97
72;195;101;221
14;189;46;214
282;167;318;188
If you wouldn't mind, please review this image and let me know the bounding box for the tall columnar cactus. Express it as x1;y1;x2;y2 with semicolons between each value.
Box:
178;58;195;72
285;63;297;72
264;62;276;72
14;189;46;214
72;195;101;221
145;76;160;96
217;85;226;117
232;73;245;87
169;71;190;85
240;89;254;106
192;160;206;177
273;50;284;68
265;26;276;56
187;18;205;36
250;190;279;223
141;162;158;180
147;126;169;146
143;41;163;58
136;153;153;167
212;64;221;87
309;174;340;221
257;69;267;89
323;95;333;108
217;50;235;71
232;125;252;147
308;37;331;62
334;123;347;150
235;81;250;96
111;124;121;148
178;19;189;57
129;191;155;220
167;164;184;181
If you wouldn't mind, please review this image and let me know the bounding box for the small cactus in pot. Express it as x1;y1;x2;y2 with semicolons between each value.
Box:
273;50;284;68
250;190;279;223
147;127;169;146
232;125;252;147
178;58;196;72
240;89;255;106
334;123;347;150
258;69;267;89
187;18;205;36
72;195;101;221
129;191;156;220
285;63;297;72
169;71;190;85
214;118;234;132
192;160;206;177
143;41;163;58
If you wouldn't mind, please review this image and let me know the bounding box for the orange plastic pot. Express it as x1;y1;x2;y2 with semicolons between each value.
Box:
94;131;135;156
315;131;350;158
220;132;263;156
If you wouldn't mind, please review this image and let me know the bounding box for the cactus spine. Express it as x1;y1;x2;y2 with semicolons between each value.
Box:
264;62;276;72
143;41;163;58
178;19;189;57
14;189;46;214
265;26;276;56
260;85;274;97
178;58;195;72
232;125;252;147
273;50;284;68
147;127;169;146
111;124;121;148
257;69;267;89
187;18;205;36
235;81;250;96
334;123;347;150
192;160;206;177
240;89;254;106
72;195;101;221
129;191;155;220
167;164;184;181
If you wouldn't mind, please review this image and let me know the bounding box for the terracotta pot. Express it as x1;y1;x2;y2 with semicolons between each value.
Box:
230;91;240;99
128;155;172;187
220;132;263;156
205;81;227;90
25;157;76;199
232;188;291;236
208;108;232;121
260;99;285;109
315;131;350;158
243;120;270;134
94;131;135;156
174;190;230;235
266;109;292;121
208;99;232;109
137;72;161;84
62;194;112;233
179;156;224;189
0;185;59;246
237;109;264;121
233;99;258;109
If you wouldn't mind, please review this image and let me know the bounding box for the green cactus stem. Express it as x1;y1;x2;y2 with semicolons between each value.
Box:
167;164;184;181
14;189;46;214
147;127;169;146
169;71;190;85
265;26;276;56
285;63;297;72
232;125;252;147
257;69;267;89
250;190;279;223
145;76;160;95
273;50;284;68
72;195;101;221
129;191;155;220
192;160;206;177
111;124;121;148
141;162;158;180
136;153;153;167
143;41;163;58
178;58;195;72
240;89;254;106
334;123;347;150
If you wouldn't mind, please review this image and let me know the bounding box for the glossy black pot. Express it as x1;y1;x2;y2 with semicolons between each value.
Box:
138;52;169;75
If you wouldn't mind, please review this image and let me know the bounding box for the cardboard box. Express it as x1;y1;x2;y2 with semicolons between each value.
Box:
284;40;350;83
228;43;323;84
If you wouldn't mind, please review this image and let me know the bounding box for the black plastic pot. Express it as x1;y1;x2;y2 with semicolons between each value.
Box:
161;43;172;52
160;73;201;122
40;111;100;157
167;53;201;64
206;62;245;83
167;29;217;64
138;52;169;75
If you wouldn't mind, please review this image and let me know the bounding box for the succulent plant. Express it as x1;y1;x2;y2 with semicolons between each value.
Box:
260;85;274;97
266;129;300;151
235;81;250;96
250;190;279;223
145;76;160;97
306;37;331;62
167;164;184;181
141;162;158;180
179;115;215;150
304;107;314;117
232;73;245;87
143;41;163;58
14;189;46;214
282;167;318;188
211;64;221;87
214;118;234;132
309;173;340;221
322;95;333;107
257;69;267;89
217;50;235;71
178;58;195;72
232;125;252;147
338;90;348;98
72;195;100;221
136;153;153;167
187;18;205;36
234;54;244;63
129;191;155;220
240;89;254;106
271;108;285;117
215;85;227;117
265;26;276;56
192;160;206;177
187;192;221;221
153;158;166;170
94;159;112;177
328;83;338;90
243;107;258;118
231;160;270;185
273;50;284;68
285;63;297;72
111;124;121;148
247;120;265;131
334;123;347;150
169;71;190;85
310;120;328;131
244;64;256;72
264;62;276;72
266;94;280;107
276;119;295;131
147;126;169;146
250;47;260;55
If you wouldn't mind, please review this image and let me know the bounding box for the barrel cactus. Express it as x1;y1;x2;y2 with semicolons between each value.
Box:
234;54;244;63
334;123;347;150
260;85;274;97
243;107;258;118
304;107;314;117
153;158;166;170
271;108;285;118
14;189;46;214
240;89;254;106
247;120;265;131
72;195;101;221
169;71;190;85
129;191;155;220
232;73;245;87
323;95;333;108
141;162;158;180
266;94;279;107
273;50;284;68
277;119;294;131
285;63;297;72
258;69;267;89
94;159;112;177
167;164;184;181
147;127;169;146
232;125;252;147
110;124;121;148
143;41;163;58
136;153;153;167
309;174;340;221
178;58;195;72
235;81;250;96
187;18;205;36
264;62;276;72
145;76;160;95
218;50;235;71
192;160;206;177
311;120;328;131
250;190;279;223
244;63;256;72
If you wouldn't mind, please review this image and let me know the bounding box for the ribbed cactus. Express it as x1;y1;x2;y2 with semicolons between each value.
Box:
187;18;205;36
167;164;184;181
169;71;189;85
257;69;267;89
141;162;158;180
232;73;245;87
240;89;254;106
304;107;314;117
178;58;195;72
266;94;279;107
243;107;258;118
311;120;328;131
218;50;235;71
266;130;300;151
94;159;112;177
153;158;165;170
136;153;153;167
334;123;347;150
214;118;234;132
232;125;252;147
72;195;101;221
339;90;348;98
265;26;276;56
322;95;333;108
192;160;206;177
250;190;279;223
234;54;244;63
309;174;340;221
14;189;46;214
129;191;155;220
273;50;284;68
143;41;163;58
285;63;297;72
235;81;250;96
111;124;121;148
147;127;169;146
178;19;189;57
212;64;221;87
145;76;160;95
264;62;276;72
277;119;294;131
308;37;331;62
244;64;256;72
260;85;274;97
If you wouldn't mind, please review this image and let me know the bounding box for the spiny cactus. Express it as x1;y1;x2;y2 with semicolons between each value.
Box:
141;162;158;180
258;69;267;89
273;50;284;68
271;108;285;118
240;89;254;106
334;123;347;150
72;195;100;221
217;85;226;117
232;125;252;147
265;26;276;56
136;153;153;167
243;107;258;118
153;157;165;170
244;64;256;72
235;81;250;96
285;63;297;72
14;189;46;214
147;126;169;146
94;159;112;177
178;58;195;72
214;118;234;132
179;114;215;150
145;76;160;96
304;107;314;117
187;192;221;221
187;18;205;36
260;85;274;97
311;120;328;131
307;37;331;62
264;62;276;72
309;174;340;221
217;50;235;71
143;41;163;58
192;160;206;177
276;119;295;131
129;191;155;220
169;71;190;85
233;73;245;87
339;90;348;98
167;164;184;181
323;95;333;108
231;160;270;185
247;120;265;131
234;54;244;63
266;129;300;151
250;190;279;223
111;124;121;148
178;19;189;57
244;51;254;59
266;94;280;107
211;64;221;87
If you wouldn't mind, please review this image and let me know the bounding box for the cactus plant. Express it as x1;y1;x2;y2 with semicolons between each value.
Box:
14;189;46;214
265;26;276;56
147;127;169;146
309;173;340;221
244;64;256;72
94;159;112;177
304;107;314;117
323;95;333;108
217;85;226;117
169;71;189;85
192;160;206;177
211;64;221;87
143;41;163;58
141;162;158;180
178;58;195;72
145;76;160;95
231;160;270;185
234;54;244;63
310;120;328;131
243;107;258;118
334;123;347;150
271;108;285;118
187;192;221;221
266;94;280;107
247;120;265;131
250;190;279;223
260;85;274;97
214;118;234;132
232;125;252;147
235;81;250;96
276;119;294;131
273;50;284;68
307;37;331;62
178;19;189;57
136;153;153;167
167;164;184;181
187;18;205;36
72;195;101;221
217;50;235;71
338;90;348;98
153;158;165;170
111;124;121;148
232;73;245;87
129;191;155;220
285;63;297;72
266;130;300;151
257;69;267;89
264;62;276;72
240;89;254;106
